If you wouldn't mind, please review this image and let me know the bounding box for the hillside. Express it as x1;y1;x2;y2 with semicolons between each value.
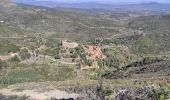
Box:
1;1;170;42
14;0;170;12
128;15;170;52
1;2;129;41
0;0;170;100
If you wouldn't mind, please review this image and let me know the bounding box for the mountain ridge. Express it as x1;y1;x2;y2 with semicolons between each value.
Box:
13;0;170;11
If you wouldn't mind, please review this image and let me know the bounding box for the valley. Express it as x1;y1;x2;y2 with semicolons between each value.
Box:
0;0;170;99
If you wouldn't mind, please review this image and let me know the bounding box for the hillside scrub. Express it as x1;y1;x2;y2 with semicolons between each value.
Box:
0;43;20;55
33;64;76;81
0;60;7;77
9;55;20;62
103;46;137;69
132;36;159;54
19;48;31;60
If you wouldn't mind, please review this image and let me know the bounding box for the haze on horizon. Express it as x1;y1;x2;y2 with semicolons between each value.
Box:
35;0;170;3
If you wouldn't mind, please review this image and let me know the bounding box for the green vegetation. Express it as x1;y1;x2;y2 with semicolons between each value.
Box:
0;62;76;85
0;63;39;85
9;55;20;62
97;59;105;68
122;57;163;70
44;48;61;57
8;63;32;69
103;46;136;68
0;1;170;100
19;48;31;60
0;60;7;77
33;64;76;81
0;69;40;85
128;15;170;52
102;83;170;100
132;36;159;54
0;25;24;37
74;46;93;66
0;43;20;55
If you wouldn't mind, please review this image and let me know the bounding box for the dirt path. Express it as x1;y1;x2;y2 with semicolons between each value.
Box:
0;87;79;100
0;53;18;61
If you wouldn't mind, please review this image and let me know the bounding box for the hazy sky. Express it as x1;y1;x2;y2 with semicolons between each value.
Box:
36;0;170;3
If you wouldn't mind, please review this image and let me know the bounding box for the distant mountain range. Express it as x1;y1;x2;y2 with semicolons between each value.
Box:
11;0;170;11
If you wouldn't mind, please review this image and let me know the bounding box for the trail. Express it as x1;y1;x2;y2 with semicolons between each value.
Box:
0;88;79;100
0;53;18;61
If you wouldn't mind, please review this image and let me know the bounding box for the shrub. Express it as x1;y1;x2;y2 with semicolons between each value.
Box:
0;60;8;77
54;54;61;59
97;59;105;68
10;55;20;62
19;49;31;60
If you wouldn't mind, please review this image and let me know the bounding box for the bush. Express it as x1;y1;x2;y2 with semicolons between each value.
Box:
97;59;105;68
9;55;21;62
0;69;40;85
123;57;163;70
70;53;78;58
0;60;7;77
54;54;61;59
19;49;31;60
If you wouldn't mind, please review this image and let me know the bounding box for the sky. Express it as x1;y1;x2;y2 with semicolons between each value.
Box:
36;0;170;3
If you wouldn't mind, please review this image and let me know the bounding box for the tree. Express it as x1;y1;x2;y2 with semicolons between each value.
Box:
19;49;31;60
